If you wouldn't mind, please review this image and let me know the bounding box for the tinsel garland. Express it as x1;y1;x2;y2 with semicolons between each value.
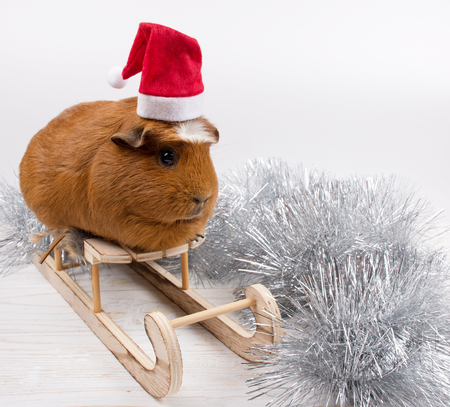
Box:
1;159;450;406
189;158;447;290
247;249;450;407
186;159;450;406
0;178;49;274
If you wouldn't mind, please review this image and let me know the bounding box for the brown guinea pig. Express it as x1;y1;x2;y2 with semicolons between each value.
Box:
19;97;219;253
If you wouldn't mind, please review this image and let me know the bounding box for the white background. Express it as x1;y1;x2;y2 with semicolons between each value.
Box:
1;0;449;245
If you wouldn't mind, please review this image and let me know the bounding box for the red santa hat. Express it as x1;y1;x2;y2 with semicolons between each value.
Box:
107;23;204;122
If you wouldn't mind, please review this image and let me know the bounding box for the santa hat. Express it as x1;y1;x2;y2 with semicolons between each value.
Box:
107;23;204;122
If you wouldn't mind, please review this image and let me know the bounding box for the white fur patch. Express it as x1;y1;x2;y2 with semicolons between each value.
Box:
174;121;217;144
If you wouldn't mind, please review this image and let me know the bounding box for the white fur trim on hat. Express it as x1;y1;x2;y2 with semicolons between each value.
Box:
137;92;204;121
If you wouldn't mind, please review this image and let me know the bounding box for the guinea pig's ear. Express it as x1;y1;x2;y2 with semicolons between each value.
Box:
212;127;219;142
110;129;145;148
201;120;220;143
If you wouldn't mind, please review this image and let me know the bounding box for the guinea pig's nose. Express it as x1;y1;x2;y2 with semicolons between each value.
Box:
191;196;210;217
193;196;210;206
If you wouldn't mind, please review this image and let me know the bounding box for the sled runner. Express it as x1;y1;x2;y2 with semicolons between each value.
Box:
33;237;282;398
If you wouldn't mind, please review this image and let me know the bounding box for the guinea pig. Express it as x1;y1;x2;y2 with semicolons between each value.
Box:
19;96;219;253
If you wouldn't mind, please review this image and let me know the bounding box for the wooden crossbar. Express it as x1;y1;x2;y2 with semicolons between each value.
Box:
170;297;256;329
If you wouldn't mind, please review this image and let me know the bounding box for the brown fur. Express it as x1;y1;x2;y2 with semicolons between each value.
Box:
20;97;219;252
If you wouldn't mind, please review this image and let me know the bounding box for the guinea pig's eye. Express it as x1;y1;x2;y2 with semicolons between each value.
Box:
158;147;178;168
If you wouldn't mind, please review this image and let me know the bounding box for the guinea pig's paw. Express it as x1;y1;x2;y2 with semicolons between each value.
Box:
188;234;206;249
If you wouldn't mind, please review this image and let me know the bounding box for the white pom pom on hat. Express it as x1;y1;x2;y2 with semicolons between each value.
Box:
106;66;128;89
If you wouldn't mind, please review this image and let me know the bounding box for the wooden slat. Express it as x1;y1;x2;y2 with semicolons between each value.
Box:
123;235;205;262
123;246;165;262
84;239;132;264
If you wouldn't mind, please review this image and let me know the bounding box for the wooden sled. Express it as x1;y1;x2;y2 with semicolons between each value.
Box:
33;237;283;398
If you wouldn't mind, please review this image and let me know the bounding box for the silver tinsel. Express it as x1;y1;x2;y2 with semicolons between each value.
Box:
0;178;90;275
190;158;447;292
0;177;49;275
187;158;450;406
247;249;450;406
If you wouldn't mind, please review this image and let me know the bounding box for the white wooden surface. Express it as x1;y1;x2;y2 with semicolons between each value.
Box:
0;262;274;407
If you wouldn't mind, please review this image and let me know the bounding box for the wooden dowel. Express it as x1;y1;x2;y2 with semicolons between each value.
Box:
39;233;66;264
54;247;63;271
170;297;256;329
91;263;101;313
181;251;189;290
